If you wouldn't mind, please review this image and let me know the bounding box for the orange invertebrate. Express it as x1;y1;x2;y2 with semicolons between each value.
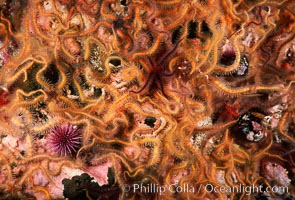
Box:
0;0;295;199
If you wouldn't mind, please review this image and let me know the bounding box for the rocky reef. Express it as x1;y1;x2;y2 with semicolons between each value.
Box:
0;0;294;199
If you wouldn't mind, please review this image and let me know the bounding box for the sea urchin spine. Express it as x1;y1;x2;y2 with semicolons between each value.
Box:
48;123;82;156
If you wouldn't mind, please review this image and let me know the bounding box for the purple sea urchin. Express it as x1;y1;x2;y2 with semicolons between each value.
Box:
48;124;82;156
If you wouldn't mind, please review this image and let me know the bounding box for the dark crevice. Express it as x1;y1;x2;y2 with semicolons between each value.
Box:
43;63;60;85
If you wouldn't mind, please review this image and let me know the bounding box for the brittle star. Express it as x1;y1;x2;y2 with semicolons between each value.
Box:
131;39;183;97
